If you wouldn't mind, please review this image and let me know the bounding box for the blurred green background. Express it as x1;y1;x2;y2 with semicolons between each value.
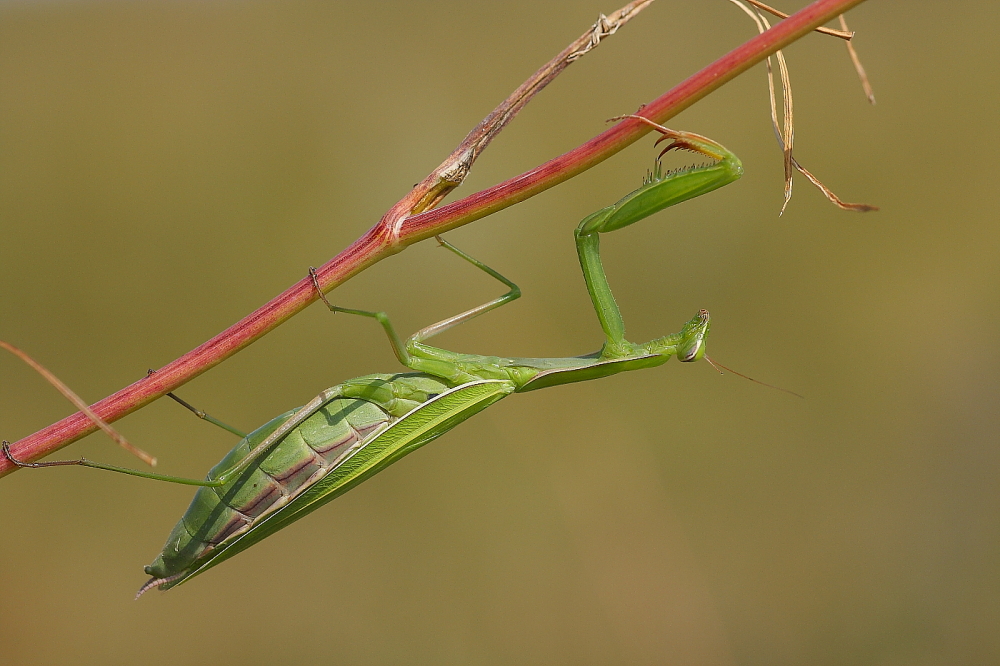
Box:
1;1;997;664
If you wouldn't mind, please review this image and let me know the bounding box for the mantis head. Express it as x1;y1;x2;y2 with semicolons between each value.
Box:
642;309;711;363
677;309;711;362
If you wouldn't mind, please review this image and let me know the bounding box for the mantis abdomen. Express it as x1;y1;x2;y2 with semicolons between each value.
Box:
143;372;470;589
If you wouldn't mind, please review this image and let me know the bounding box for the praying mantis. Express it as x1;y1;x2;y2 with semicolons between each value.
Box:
4;116;746;596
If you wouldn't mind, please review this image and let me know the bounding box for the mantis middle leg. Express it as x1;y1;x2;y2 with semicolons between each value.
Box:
309;237;521;369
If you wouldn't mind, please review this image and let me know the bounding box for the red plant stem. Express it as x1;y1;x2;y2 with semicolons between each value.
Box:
2;0;868;477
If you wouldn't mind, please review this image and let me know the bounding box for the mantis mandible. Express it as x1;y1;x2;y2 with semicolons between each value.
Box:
4;117;744;596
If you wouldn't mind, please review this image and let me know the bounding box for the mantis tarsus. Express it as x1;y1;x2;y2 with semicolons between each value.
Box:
5;117;744;596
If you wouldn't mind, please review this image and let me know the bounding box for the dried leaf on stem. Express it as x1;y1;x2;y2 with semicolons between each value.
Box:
729;0;877;213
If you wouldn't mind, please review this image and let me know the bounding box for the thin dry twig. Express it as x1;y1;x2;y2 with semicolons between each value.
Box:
385;0;655;241
0;341;156;466
840;14;876;104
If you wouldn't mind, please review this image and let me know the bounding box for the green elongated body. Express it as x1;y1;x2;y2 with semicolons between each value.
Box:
142;309;714;592
5;118;742;595
143;375;517;591
134;119;741;595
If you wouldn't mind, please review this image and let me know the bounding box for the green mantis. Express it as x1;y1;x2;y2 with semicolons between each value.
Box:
4;117;743;596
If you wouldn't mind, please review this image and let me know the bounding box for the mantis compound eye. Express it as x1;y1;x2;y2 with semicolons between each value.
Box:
678;309;710;362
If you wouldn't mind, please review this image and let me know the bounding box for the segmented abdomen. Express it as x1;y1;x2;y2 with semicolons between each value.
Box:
146;373;450;579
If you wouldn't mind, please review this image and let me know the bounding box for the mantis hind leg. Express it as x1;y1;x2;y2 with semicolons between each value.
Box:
1;440;224;487
145;370;248;439
164;392;247;438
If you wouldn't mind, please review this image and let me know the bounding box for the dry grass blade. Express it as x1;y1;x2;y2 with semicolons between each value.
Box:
773;25;795;214
791;157;878;211
839;14;876;104
728;2;794;213
729;0;875;214
738;4;874;105
0;341;156;466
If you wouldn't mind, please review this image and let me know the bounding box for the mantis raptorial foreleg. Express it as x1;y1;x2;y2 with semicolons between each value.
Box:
575;116;742;358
